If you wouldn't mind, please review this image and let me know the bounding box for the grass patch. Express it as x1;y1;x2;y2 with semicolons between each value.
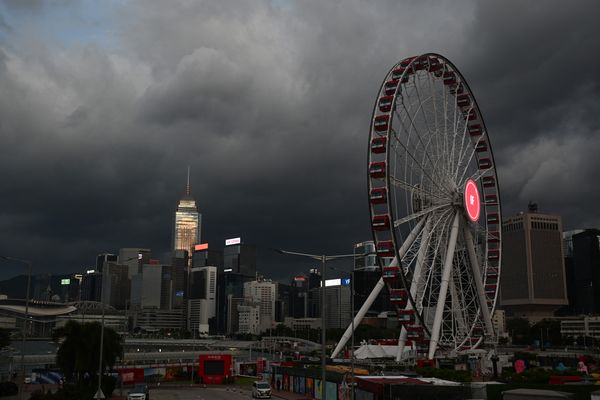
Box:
235;376;257;386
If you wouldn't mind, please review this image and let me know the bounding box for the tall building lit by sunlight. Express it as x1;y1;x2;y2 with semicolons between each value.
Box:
172;168;201;257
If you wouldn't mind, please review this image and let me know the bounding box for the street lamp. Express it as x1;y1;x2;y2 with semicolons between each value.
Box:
275;249;357;400
0;256;32;400
329;266;354;400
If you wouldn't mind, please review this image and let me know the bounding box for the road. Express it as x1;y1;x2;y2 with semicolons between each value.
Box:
148;386;254;400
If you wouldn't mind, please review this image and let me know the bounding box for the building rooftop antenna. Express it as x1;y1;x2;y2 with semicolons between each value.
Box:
186;165;191;196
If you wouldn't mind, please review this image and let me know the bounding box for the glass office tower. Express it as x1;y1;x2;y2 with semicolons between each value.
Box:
172;169;201;257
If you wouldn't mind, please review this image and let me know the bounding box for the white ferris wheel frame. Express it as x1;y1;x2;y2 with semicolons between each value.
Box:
331;53;502;361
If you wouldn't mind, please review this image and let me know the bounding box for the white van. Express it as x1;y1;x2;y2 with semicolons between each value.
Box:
252;381;271;399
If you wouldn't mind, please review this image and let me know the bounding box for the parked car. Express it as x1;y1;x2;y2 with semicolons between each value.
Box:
127;383;149;400
252;381;271;399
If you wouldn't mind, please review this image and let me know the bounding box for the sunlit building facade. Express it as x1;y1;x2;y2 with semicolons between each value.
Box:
172;170;201;257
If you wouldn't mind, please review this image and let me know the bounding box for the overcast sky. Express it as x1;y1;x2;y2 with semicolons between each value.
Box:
1;0;599;281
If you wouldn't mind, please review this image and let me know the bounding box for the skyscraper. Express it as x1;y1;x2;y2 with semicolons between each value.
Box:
571;229;600;314
500;206;568;321
244;279;277;332
172;167;201;258
223;239;256;276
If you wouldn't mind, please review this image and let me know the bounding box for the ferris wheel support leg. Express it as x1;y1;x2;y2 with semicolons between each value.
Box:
464;226;495;337
331;217;428;359
427;211;460;360
397;217;432;361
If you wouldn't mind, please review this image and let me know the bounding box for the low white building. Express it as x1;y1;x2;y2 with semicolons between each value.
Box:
561;316;600;339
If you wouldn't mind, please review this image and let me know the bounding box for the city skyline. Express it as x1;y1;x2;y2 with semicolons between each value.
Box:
1;1;600;281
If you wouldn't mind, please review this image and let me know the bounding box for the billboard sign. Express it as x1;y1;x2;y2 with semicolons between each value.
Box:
325;278;341;287
195;243;209;251
61;279;70;285
225;237;241;246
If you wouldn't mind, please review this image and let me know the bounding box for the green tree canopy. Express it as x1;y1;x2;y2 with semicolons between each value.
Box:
52;321;123;382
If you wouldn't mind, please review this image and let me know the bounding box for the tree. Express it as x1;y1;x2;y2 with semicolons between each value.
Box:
52;321;123;383
0;327;10;349
531;318;563;347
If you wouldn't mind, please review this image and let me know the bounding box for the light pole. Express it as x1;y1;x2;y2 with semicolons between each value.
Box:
329;266;354;400
94;263;107;400
0;256;32;400
276;249;357;400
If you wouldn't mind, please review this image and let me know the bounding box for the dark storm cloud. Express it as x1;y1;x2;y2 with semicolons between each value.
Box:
0;0;44;11
0;0;599;280
458;0;600;228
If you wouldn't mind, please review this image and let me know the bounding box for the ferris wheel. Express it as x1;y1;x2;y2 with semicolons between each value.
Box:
331;54;502;361
367;53;502;359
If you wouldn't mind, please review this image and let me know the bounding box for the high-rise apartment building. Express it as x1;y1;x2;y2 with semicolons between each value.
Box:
101;262;130;309
170;250;188;309
237;302;261;335
96;253;118;273
223;239;256;277
500;207;568;321
131;264;162;309
216;272;247;333
563;229;585;315
290;276;308;318
172;169;201;258
244;279;277;332
571;229;600;314
80;270;102;302
192;244;223;269
354;241;378;271
118;248;151;279
187;266;218;334
310;281;352;329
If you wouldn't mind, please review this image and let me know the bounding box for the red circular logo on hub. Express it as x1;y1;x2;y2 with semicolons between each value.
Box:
464;179;481;222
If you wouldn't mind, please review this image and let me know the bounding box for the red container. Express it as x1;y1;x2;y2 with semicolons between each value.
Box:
198;354;233;384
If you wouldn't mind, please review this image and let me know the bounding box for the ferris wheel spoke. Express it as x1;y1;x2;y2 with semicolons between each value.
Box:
396;97;444;184
456;134;485;185
393;203;451;228
454;132;479;185
447;96;464;186
412;77;447;181
389;176;447;200
390;129;452;195
425;68;442;177
464;165;493;186
464;224;494;336
452;108;473;183
428;210;460;360
442;79;458;179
